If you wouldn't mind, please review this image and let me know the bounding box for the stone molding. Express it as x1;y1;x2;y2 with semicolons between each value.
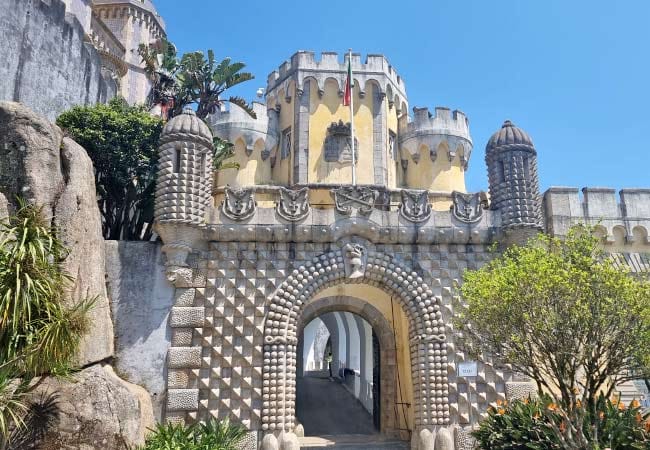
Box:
451;191;488;224
222;186;256;221
399;189;432;223
276;187;310;222
331;186;379;215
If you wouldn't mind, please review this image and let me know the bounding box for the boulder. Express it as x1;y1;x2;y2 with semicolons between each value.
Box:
0;101;113;365
27;364;154;450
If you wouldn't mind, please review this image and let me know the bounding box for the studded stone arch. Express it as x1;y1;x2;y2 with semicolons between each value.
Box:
262;248;450;434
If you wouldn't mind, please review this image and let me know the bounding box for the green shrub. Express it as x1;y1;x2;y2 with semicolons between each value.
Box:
139;418;247;450
473;394;650;450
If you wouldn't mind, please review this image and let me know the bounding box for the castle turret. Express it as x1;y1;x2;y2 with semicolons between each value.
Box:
486;120;542;233
398;106;472;192
154;108;214;226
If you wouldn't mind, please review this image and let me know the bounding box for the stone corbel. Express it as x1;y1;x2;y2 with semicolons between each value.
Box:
389;100;395;109
448;148;457;162
274;104;281;113
284;94;291;103
338;89;344;98
411;151;421;164
296;88;304;97
358;90;366;99
430;147;437;162
245;146;253;157
318;88;324;99
162;242;193;286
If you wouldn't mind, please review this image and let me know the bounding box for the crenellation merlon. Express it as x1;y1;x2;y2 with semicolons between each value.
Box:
544;187;650;243
400;106;471;142
266;50;407;99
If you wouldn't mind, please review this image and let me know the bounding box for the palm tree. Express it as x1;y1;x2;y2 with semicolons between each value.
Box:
139;42;257;121
174;50;256;120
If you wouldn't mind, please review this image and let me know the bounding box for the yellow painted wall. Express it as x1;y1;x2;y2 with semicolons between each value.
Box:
214;138;271;187
405;142;467;192
313;284;415;436
308;79;376;184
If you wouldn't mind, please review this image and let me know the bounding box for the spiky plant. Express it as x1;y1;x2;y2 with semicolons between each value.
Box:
0;200;93;448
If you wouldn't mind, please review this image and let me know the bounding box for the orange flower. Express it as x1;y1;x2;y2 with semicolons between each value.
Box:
497;408;505;415
533;412;541;420
559;421;566;433
645;419;650;433
576;400;582;408
524;398;530;404
496;399;504;406
635;412;642;423
630;399;641;409
618;401;626;411
547;403;558;412
599;411;605;420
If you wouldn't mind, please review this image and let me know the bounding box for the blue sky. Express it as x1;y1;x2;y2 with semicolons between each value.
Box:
154;0;649;193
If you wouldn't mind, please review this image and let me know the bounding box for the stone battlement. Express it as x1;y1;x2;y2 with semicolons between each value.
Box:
544;187;650;245
398;106;473;168
208;102;278;155
399;106;471;142
266;50;407;101
93;0;166;31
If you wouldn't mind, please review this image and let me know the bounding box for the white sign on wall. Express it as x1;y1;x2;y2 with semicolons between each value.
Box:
458;361;478;377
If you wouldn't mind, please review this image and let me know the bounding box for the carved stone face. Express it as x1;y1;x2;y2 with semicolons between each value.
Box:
344;243;366;279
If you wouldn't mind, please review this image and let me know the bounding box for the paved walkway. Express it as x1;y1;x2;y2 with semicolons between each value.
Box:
296;376;376;436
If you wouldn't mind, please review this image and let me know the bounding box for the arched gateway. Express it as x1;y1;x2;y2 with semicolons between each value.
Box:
262;246;450;436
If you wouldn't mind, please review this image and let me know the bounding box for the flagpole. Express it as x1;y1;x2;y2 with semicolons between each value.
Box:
349;48;356;186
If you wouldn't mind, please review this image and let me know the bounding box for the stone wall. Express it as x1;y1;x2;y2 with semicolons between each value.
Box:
105;240;175;420
0;0;116;121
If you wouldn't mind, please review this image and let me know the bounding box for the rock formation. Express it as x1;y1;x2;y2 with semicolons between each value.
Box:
0;101;112;365
0;101;154;449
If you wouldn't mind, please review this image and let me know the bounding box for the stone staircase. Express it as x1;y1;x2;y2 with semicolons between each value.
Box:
299;434;409;449
617;379;649;411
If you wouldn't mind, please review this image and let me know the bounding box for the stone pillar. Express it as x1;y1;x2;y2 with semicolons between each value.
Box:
372;87;388;185
293;80;310;184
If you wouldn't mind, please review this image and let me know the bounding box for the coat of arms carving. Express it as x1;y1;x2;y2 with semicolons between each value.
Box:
276;187;310;221
451;191;488;223
331;186;379;215
324;120;359;163
222;186;256;221
399;189;432;223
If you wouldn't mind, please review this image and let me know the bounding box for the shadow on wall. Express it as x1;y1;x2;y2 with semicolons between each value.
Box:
104;241;175;420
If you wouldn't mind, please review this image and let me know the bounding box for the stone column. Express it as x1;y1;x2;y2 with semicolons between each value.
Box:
293;79;310;184
372;88;388;185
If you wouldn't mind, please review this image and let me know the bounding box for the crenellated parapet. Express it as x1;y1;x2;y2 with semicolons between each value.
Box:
265;51;408;111
398;107;473;168
207;102;278;160
544;187;650;248
92;0;166;38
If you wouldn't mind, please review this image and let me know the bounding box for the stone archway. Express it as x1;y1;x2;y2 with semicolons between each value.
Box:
297;296;399;437
261;245;450;438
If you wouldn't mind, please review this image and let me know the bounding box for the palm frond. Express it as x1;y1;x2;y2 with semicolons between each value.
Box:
228;96;257;119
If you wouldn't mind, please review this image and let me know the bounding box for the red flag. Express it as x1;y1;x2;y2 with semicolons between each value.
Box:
343;59;352;106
